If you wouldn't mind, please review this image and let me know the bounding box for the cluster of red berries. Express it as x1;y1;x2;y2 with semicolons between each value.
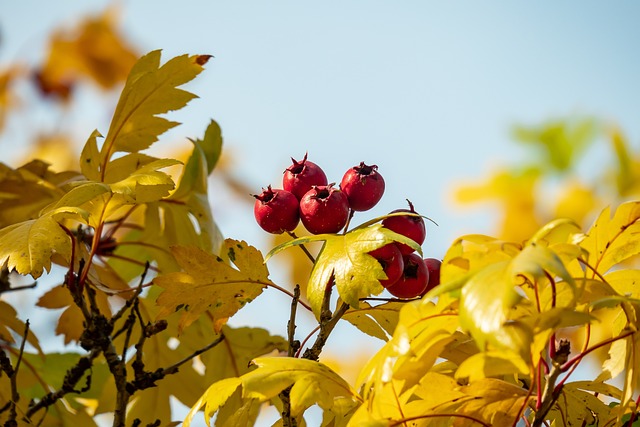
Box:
253;153;441;299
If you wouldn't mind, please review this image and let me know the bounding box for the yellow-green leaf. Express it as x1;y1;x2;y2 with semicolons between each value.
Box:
154;240;269;333
302;224;420;319
109;158;180;204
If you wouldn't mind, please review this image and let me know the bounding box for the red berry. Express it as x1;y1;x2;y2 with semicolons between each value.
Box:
253;186;300;234
386;253;429;299
283;153;328;200
381;200;426;255
368;243;404;288
299;184;349;234
340;162;385;211
422;258;442;295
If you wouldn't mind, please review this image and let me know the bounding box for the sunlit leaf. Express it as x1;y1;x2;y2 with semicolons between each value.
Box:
242;357;361;416
342;301;404;341
108;158;180;204
581;202;640;275
154;240;269;333
184;377;242;427
274;224;420;319
454;350;530;382
0;207;88;278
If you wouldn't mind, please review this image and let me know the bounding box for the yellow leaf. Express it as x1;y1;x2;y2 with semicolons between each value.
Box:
154;240;269;333
0;160;67;228
0;207;87;278
0;66;23;130
581;202;640;275
454;351;530;382
0;301;42;352
184;377;242;427
553;182;600;227
546;382;615;426
242;357;361;414
100;51;209;173
454;168;542;242
342;301;404;341
38;9;138;91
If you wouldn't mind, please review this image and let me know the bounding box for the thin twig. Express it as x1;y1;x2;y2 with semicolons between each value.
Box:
279;285;301;427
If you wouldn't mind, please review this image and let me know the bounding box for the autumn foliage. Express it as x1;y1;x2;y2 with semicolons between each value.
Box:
1;11;640;427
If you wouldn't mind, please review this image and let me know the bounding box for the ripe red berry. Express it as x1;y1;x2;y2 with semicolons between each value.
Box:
422;258;442;295
381;200;426;255
283;153;328;200
299;184;349;234
386;253;429;299
368;243;404;288
253;186;300;234
340;162;385;211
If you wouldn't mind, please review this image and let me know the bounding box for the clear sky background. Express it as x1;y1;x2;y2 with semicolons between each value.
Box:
1;1;639;424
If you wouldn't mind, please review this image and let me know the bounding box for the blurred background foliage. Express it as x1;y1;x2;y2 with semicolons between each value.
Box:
1;4;639;417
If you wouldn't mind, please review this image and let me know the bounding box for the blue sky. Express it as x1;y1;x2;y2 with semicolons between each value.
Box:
1;1;639;424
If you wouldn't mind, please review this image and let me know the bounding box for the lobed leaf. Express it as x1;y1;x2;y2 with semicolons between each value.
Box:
0;207;87;278
581;201;640;275
304;225;421;319
154;240;270;333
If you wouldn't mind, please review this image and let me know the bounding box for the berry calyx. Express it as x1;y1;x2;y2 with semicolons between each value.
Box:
340;162;385;211
422;258;442;295
386;253;429;299
381;200;426;255
253;186;300;234
283;153;328;200
299;184;349;234
368;243;404;288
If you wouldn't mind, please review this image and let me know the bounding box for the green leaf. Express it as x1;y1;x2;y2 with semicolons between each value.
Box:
512;117;597;172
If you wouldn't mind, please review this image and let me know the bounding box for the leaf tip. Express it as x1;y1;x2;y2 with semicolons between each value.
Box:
195;55;213;66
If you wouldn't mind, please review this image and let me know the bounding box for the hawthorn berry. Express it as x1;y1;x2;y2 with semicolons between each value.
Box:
386;253;429;299
422;258;442;295
340;162;385;211
253;186;300;234
381;200;426;255
368;243;404;288
299;184;349;234
283;153;328;200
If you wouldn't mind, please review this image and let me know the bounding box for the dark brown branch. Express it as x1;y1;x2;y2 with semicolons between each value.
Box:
302;281;349;361
25;350;100;418
279;285;301;427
